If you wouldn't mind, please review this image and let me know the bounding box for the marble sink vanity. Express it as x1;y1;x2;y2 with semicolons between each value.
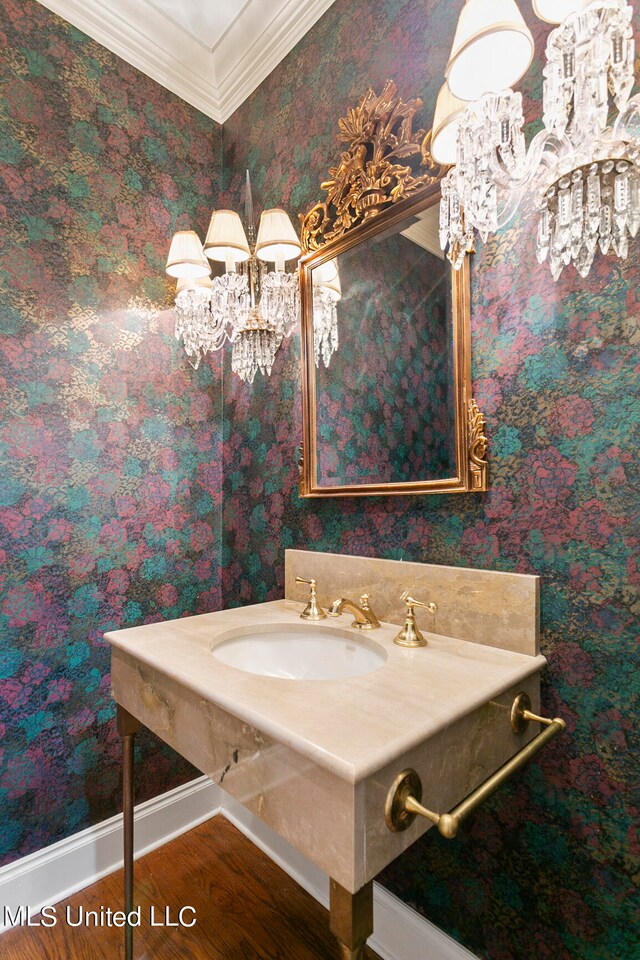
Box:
107;550;564;960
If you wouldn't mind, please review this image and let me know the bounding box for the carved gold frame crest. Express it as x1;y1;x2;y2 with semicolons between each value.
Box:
300;79;447;252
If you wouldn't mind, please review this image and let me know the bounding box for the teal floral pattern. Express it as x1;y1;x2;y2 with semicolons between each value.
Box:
220;2;640;958
0;0;224;864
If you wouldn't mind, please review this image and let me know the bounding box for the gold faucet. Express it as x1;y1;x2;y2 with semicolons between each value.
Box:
393;592;438;647
327;593;381;630
295;576;327;621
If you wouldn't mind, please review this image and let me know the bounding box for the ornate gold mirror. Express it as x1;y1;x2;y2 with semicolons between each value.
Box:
298;81;488;498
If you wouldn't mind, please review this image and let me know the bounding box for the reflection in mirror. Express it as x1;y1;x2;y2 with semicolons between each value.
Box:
311;204;456;486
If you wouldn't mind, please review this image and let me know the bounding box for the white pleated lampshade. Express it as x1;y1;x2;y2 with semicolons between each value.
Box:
204;210;251;263
255;208;301;263
532;0;589;23
313;258;339;286
176;275;213;293
431;83;466;165
446;0;534;101
314;259;341;298
165;231;211;279
322;271;341;299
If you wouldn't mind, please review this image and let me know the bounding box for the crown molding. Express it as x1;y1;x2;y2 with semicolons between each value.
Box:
214;0;338;122
35;0;336;124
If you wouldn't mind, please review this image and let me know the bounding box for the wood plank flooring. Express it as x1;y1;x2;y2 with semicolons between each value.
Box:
1;816;381;960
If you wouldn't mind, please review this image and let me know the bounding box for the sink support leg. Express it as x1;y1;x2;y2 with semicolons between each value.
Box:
329;878;373;960
117;704;140;960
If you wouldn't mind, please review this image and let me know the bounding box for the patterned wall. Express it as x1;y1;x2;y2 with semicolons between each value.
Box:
221;2;640;959
1;1;638;958
0;0;224;865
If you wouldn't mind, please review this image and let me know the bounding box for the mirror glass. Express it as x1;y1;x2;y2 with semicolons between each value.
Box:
310;203;456;487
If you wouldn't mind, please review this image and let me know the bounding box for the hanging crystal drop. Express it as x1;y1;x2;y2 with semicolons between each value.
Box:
575;243;596;279
260;270;300;339
628;166;640;238
231;308;281;383
570;169;584;261
613;159;630;241
555;177;572;266
536;195;552;264
599;193;613;255
599;160;615;255
174;285;214;367
313;287;340;368
585;163;601;241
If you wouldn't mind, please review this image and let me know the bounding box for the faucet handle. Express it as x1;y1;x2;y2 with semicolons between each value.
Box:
295;576;327;621
395;591;438;647
400;591;438;616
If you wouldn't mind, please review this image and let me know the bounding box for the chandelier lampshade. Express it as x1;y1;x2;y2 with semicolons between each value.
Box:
204;210;251;263
312;258;341;369
165;231;211;279
313;258;339;286
316;259;341;297
322;271;341;299
255;208;302;263
532;0;590;23
431;83;467;165
445;0;535;101
176;276;213;293
166;173;301;381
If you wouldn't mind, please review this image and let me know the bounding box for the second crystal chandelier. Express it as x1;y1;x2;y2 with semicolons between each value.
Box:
166;172;301;382
432;0;640;281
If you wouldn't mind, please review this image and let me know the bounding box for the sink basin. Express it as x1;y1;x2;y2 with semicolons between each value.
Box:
212;624;387;680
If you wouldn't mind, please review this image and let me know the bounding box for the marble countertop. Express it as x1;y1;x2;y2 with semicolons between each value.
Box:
106;600;546;783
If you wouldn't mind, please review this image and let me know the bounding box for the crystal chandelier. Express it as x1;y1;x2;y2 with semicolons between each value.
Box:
433;0;640;281
312;259;341;368
165;173;301;381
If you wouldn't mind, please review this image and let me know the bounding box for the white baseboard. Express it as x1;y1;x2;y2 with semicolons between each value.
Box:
222;790;479;960
0;777;221;932
370;884;480;960
0;777;478;959
221;792;330;907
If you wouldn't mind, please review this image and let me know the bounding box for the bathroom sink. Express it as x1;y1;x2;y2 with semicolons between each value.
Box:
211;624;387;680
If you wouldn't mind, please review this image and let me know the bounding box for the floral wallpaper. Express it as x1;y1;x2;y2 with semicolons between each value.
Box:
0;0;224;865
1;1;638;959
316;234;452;485
221;2;640;959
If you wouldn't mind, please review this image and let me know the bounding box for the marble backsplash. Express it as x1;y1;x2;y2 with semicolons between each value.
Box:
285;549;539;656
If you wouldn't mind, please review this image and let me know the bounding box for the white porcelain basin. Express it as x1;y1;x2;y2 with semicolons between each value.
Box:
212;624;387;680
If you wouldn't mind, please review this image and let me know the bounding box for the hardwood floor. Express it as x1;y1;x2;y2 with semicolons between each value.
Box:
1;817;381;959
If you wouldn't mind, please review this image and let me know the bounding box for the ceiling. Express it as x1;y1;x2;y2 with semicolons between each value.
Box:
36;0;337;123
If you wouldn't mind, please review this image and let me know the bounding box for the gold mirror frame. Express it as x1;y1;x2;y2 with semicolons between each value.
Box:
298;81;488;498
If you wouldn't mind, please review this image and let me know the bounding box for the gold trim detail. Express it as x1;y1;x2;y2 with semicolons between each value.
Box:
300;80;447;252
385;696;566;837
468;398;488;491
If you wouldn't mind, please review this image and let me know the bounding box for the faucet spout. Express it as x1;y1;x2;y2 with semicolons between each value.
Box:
327;596;380;630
